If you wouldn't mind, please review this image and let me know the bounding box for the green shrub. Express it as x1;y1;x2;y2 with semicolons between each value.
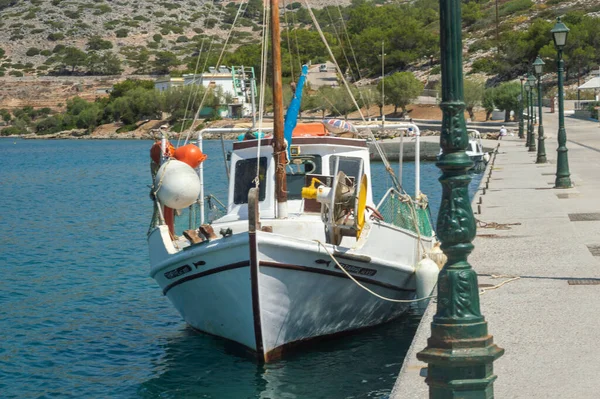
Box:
176;35;189;43
104;20;119;30
153;33;162;42
30;28;44;34
63;10;80;19
9;70;24;77
205;18;217;29
47;32;65;41
94;4;111;14
468;39;493;53
0;109;11;122
87;36;113;50
499;0;533;17
470;58;498;74
26;47;40;56
2;125;28;136
40;50;52;56
115;28;129;38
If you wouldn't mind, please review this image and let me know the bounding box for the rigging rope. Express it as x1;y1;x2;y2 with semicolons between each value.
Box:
302;0;401;192
255;0;270;188
315;240;436;303
184;0;250;145
335;0;363;84
178;0;221;147
282;0;295;79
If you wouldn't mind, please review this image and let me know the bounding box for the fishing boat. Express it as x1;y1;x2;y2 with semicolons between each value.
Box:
437;129;489;172
146;0;441;362
466;130;490;173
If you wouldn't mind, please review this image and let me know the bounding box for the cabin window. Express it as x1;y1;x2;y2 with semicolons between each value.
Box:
286;155;322;200
329;156;363;182
234;157;267;204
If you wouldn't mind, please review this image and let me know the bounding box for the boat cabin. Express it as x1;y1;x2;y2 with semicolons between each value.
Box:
219;136;373;221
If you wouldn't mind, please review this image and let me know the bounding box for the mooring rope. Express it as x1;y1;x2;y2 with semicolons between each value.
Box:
314;240;436;303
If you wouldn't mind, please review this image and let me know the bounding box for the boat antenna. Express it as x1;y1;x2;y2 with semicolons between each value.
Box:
271;0;288;219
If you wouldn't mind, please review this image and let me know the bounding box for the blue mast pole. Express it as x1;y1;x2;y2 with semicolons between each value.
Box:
283;64;309;160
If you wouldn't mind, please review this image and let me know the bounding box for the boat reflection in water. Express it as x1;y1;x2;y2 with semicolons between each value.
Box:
136;312;421;399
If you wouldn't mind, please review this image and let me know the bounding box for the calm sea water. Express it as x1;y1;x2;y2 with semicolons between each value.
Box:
0;138;482;399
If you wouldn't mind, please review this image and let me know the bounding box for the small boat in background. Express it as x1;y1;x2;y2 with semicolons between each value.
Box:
466;130;490;173
437;129;489;173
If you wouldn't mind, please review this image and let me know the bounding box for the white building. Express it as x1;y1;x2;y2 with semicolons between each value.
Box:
155;66;257;118
154;76;185;92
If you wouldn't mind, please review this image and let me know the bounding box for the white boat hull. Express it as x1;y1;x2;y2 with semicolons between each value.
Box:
149;224;426;361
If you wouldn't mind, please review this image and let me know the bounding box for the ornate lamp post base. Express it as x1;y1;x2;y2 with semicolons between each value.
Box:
555;145;572;188
528;135;536;152
417;272;505;397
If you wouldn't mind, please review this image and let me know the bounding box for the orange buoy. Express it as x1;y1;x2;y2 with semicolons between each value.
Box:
150;141;175;164
174;144;207;168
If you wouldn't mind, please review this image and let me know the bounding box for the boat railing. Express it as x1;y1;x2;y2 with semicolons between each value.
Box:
194;123;422;226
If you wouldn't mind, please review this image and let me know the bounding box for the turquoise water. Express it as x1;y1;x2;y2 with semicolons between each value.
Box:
0;139;482;399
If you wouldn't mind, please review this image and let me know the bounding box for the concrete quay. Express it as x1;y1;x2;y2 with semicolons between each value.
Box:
391;111;600;398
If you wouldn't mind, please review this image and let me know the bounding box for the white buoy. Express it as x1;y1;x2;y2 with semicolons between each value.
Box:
415;257;439;312
154;160;201;209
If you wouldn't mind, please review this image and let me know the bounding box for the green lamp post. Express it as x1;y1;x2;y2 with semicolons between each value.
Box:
533;56;547;163
524;79;532;148
518;76;525;139
551;17;572;188
527;74;537;152
416;0;504;396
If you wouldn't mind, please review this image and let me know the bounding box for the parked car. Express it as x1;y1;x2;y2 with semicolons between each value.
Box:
319;64;328;72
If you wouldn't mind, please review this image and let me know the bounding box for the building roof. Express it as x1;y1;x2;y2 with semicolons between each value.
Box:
578;77;600;90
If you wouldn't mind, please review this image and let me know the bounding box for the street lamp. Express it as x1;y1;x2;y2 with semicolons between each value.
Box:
524;78;532;148
519;76;525;139
551;17;572;188
416;0;503;396
533;56;547;163
527;73;537;152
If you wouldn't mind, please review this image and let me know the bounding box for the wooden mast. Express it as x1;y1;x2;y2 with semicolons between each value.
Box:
271;0;287;218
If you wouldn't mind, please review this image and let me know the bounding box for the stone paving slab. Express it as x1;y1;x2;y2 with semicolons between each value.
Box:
391;110;600;399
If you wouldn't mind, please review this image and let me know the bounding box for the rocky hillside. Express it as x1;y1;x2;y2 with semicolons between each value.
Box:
0;0;599;111
0;0;350;76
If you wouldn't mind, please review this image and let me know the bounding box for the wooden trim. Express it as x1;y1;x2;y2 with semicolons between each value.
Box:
233;136;367;150
260;261;414;293
162;261;249;295
249;230;264;356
